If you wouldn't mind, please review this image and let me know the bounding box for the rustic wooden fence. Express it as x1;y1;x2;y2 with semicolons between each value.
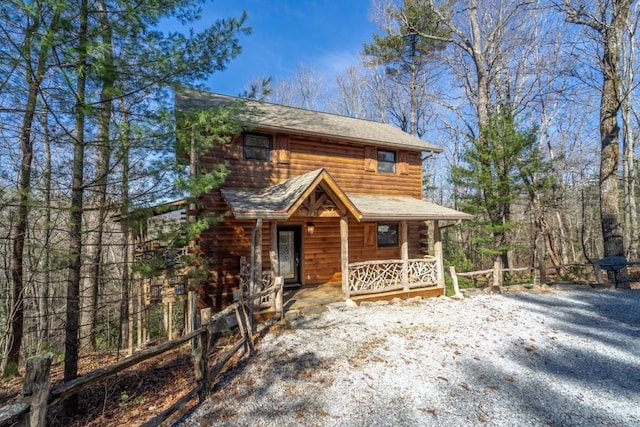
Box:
448;260;536;297
447;258;635;297
0;283;284;427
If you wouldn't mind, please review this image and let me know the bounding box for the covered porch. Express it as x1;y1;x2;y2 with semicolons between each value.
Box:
222;168;472;309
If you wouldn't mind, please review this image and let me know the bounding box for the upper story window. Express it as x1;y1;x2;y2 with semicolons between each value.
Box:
377;150;396;173
243;133;272;161
377;223;398;247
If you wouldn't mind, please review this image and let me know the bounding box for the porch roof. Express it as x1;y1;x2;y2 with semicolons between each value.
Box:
347;194;474;221
220;168;360;220
221;169;472;221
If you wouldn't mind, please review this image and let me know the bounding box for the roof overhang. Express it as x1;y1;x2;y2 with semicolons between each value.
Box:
346;194;474;221
175;89;443;154
221;169;472;222
221;168;360;220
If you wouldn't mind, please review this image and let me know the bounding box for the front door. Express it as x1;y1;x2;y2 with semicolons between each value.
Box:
278;226;301;286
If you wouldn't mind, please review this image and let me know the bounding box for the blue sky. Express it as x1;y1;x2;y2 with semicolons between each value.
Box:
192;0;378;96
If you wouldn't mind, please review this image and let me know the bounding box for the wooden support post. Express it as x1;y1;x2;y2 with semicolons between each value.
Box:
340;216;349;298
163;301;169;340
274;276;284;319
187;291;197;348
137;279;144;349
254;219;263;290
23;353;53;427
248;218;263;333
434;220;444;289
400;220;409;290
269;221;279;277
168;301;173;339
128;279;134;355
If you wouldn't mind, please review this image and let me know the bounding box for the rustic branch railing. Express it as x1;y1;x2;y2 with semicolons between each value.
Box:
0;283;284;427
134;240;189;266
347;257;439;297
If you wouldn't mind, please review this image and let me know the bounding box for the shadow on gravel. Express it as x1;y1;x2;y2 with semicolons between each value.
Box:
202;314;338;424
460;290;640;425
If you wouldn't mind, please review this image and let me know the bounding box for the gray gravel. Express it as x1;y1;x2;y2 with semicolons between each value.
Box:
177;289;640;426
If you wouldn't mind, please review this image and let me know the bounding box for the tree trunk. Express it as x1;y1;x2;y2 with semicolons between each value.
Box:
621;19;637;261
599;1;629;289
6;5;52;375
119;108;131;355
63;0;88;412
83;0;115;352
40;113;52;347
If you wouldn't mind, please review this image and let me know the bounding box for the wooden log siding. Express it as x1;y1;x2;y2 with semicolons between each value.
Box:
199;134;424;196
196;129;430;300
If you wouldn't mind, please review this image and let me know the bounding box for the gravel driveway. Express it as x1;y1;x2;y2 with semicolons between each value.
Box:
177;288;640;426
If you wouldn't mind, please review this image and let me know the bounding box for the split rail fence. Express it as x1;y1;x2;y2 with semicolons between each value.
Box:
0;283;284;427
447;258;634;297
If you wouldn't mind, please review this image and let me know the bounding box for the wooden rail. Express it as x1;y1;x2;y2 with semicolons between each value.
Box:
448;261;537;297
0;282;284;427
447;258;639;295
347;257;439;297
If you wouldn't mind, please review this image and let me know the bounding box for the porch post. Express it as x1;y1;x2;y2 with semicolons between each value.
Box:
400;220;409;290
269;221;279;277
340;215;349;298
254;219;263;290
433;220;445;289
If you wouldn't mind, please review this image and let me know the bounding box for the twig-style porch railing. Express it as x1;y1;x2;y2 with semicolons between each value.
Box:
347;257;439;297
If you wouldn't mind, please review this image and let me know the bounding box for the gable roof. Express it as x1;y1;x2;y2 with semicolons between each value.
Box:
176;88;442;153
220;169;359;220
221;168;472;221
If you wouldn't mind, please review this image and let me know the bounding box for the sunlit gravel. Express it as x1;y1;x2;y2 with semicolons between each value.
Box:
176;289;640;427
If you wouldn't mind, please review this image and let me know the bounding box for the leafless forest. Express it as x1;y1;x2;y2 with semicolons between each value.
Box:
1;0;638;410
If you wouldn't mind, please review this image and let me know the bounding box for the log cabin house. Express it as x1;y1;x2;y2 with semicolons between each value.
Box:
149;88;472;314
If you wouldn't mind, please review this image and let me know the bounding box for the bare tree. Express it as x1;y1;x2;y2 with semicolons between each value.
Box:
620;3;640;260
560;0;633;287
268;64;328;110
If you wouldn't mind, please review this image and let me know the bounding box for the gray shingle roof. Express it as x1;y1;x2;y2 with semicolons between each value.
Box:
176;89;442;153
347;194;474;221
221;168;472;221
220;169;326;220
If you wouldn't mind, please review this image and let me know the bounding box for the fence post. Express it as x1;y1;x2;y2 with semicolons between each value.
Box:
274;276;284;319
448;266;462;298
193;308;212;403
593;262;604;284
23;353;53;427
492;259;503;290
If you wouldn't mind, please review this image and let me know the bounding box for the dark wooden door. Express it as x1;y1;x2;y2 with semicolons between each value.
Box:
278;226;301;286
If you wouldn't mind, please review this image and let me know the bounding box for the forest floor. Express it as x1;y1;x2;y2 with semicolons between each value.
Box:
1;344;206;426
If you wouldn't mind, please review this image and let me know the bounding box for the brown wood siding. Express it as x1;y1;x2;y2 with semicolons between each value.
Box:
200;212;425;300
197;129;428;301
198;132;423;197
